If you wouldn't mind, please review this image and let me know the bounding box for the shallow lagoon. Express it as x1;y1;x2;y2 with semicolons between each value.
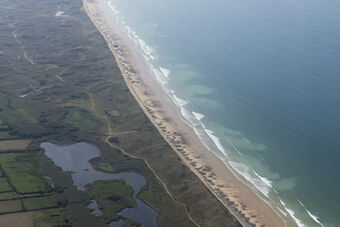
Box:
41;142;156;227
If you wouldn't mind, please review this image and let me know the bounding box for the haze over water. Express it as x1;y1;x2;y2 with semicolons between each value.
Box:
105;0;340;226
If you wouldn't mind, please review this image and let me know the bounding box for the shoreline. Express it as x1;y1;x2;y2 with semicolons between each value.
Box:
83;0;289;226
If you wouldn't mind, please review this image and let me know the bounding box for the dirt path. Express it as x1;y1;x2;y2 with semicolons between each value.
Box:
88;93;200;227
12;29;35;65
55;68;67;82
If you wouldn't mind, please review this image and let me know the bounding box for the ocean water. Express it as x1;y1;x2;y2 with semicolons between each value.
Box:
102;0;340;226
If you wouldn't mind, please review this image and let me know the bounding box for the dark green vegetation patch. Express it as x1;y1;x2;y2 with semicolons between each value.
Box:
89;180;135;221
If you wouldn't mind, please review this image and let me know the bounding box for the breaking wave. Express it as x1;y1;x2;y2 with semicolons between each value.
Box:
280;198;306;227
298;200;325;227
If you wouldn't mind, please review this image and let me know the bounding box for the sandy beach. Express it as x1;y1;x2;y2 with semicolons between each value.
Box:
83;0;290;226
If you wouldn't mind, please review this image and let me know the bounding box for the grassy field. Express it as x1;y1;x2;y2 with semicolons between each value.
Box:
0;200;22;213
0;177;12;192
23;196;58;210
0;153;51;194
0;93;37;124
0;0;241;226
0;192;20;200
63;107;98;131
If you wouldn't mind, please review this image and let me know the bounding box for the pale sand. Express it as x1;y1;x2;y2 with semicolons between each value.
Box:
83;0;291;226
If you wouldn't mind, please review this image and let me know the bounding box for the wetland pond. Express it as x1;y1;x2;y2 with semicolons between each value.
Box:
41;142;156;227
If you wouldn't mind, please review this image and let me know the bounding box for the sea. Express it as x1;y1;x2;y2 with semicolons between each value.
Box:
100;0;340;226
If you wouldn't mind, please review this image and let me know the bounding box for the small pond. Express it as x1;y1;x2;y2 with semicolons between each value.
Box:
41;142;156;227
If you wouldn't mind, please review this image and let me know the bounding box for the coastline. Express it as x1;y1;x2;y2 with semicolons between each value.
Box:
83;0;289;226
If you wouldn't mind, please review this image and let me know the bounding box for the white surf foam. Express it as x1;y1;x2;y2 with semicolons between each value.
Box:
253;171;279;195
151;67;168;86
279;198;306;227
204;128;227;156
150;66;170;85
171;92;188;108
277;206;288;217
229;161;271;196
298;200;325;227
109;7;155;63
168;92;202;128
108;1;120;15
191;111;229;156
181;108;198;125
160;67;170;78
192;111;205;121
253;171;273;188
138;39;153;58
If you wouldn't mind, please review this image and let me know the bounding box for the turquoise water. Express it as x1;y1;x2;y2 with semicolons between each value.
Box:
103;0;340;226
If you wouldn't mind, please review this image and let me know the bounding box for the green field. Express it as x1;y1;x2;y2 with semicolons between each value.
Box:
63;107;97;131
0;153;50;193
0;94;37;124
0;192;22;200
0;200;22;213
0;177;12;192
23;196;58;210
